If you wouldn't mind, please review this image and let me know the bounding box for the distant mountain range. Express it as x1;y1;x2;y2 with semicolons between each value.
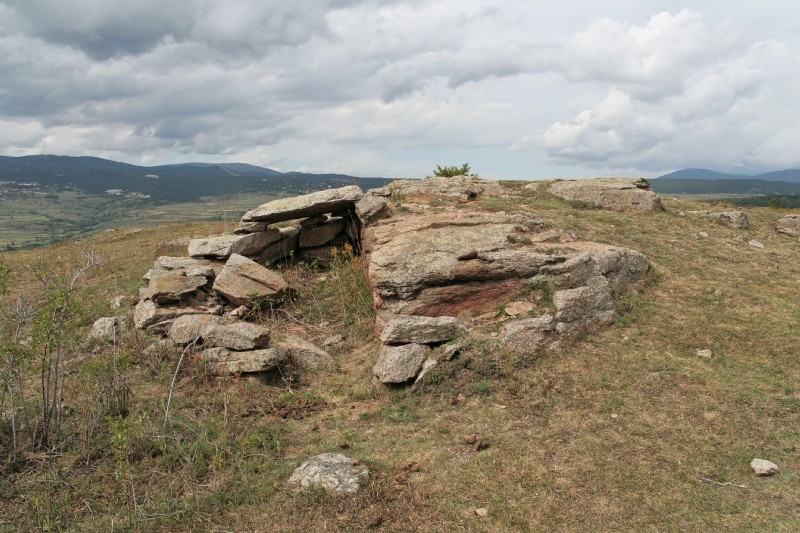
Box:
656;168;800;183
651;168;800;195
0;155;390;202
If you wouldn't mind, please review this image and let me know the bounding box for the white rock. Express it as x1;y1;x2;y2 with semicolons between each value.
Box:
696;349;713;359
750;458;779;476
288;453;368;494
748;240;765;249
90;316;126;340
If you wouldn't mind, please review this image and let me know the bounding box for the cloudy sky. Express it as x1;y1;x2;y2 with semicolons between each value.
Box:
1;0;799;179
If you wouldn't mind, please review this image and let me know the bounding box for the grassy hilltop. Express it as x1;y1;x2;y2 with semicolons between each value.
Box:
0;186;798;531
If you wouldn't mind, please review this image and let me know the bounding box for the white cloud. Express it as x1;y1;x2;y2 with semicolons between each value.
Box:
538;13;800;172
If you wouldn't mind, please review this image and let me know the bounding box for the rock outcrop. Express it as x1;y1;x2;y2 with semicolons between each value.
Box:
379;174;506;202
688;210;749;229
777;214;800;227
132;179;650;385
361;176;650;384
547;177;663;212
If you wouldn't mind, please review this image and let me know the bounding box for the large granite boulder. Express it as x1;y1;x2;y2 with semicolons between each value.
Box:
242;186;363;223
212;254;291;306
547;177;662;212
361;204;649;383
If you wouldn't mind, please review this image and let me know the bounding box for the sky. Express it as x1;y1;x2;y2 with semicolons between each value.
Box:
1;1;799;180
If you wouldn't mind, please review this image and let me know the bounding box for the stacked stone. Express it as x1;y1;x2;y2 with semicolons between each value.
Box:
372;315;467;385
233;185;367;266
133;185;391;375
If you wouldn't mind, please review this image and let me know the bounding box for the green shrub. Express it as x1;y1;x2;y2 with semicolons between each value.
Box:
427;163;477;178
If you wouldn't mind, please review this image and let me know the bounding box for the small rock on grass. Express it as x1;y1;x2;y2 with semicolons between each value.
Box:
475;508;489;517
288;452;368;494
751;458;779;476
323;334;344;347
696;349;713;359
748;240;765;249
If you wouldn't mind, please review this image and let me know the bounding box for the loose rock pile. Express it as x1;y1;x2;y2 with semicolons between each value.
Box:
132;186;375;374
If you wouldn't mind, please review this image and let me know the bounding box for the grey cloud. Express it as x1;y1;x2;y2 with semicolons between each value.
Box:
3;0;337;59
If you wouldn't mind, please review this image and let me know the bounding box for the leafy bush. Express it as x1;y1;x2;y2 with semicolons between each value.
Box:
428;163;477;178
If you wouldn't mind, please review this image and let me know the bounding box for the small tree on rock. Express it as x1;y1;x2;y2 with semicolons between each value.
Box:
427;163;477;178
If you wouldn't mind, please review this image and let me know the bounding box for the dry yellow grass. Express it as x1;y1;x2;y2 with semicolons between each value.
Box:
0;187;798;532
